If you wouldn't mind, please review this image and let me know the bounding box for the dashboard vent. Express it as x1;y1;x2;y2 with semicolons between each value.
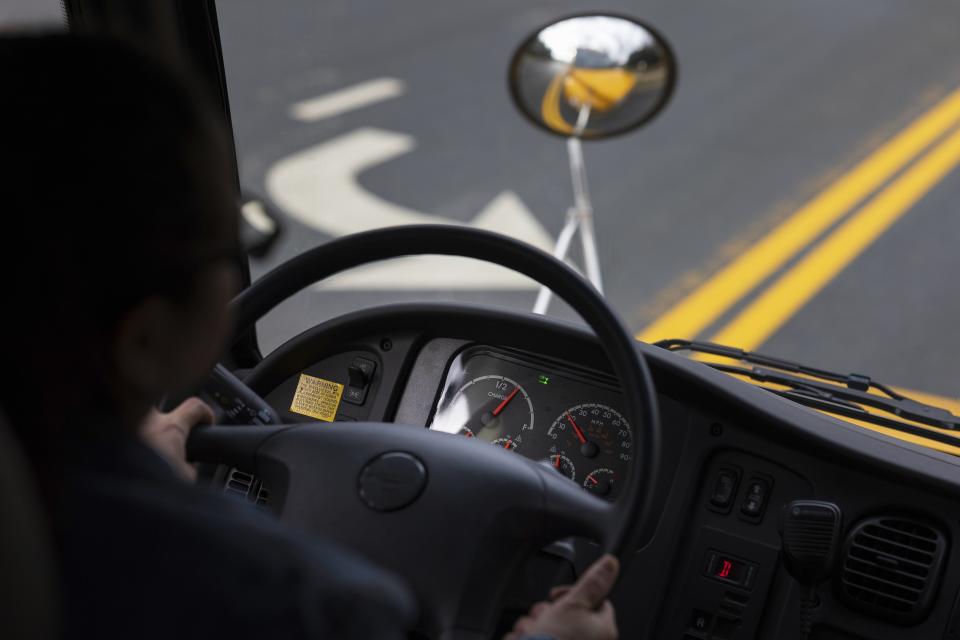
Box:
224;468;270;507
838;516;947;624
224;468;254;499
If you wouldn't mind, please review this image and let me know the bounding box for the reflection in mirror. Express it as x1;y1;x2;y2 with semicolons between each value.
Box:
509;14;676;139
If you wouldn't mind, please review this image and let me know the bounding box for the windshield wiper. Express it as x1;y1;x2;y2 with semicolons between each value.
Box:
656;339;960;433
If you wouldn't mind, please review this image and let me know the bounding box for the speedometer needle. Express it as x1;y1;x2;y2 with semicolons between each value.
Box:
492;386;520;416
565;412;588;444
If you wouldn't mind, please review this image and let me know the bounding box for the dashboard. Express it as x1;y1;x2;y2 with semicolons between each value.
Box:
427;347;630;500
242;303;960;640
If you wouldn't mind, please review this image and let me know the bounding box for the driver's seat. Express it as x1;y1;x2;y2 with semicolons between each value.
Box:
0;410;58;639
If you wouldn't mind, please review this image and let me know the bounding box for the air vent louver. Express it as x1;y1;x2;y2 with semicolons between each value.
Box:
224;468;270;507
224;468;254;499
838;516;947;625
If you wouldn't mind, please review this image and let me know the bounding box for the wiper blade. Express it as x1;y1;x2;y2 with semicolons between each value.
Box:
657;339;960;431
657;339;902;397
710;362;960;430
768;387;960;450
779;384;867;412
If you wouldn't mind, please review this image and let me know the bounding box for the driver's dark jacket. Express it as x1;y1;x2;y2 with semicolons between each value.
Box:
57;437;416;639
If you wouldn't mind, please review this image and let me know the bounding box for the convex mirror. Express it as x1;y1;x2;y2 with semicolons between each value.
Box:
509;14;676;139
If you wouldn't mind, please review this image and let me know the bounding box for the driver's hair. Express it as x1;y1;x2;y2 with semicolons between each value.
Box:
0;33;236;473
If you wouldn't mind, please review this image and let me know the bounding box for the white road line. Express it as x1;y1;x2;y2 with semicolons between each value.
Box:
265;127;556;290
288;77;405;122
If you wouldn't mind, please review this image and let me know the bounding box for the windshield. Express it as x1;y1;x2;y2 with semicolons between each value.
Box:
217;2;960;406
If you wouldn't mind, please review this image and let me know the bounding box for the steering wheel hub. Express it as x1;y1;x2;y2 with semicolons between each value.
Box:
358;451;428;511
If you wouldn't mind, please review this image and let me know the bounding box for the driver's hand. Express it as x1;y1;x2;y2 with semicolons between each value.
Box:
504;554;619;640
140;398;214;480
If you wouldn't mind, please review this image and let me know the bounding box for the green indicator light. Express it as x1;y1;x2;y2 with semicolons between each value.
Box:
538;375;550;385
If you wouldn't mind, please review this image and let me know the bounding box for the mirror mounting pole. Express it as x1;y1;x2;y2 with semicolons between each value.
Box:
533;106;603;314
569;106;603;292
510;13;676;315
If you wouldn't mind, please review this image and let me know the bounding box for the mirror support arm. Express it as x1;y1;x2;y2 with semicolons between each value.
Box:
532;208;581;314
534;107;604;315
568;107;603;293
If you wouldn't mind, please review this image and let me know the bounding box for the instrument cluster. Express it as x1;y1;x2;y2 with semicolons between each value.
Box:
429;347;631;501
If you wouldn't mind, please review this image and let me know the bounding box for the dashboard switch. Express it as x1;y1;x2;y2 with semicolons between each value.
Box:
344;356;376;405
348;357;374;386
709;467;740;511
740;478;770;520
704;550;758;590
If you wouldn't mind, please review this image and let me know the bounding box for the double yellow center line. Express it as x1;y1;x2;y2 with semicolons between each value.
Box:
637;85;960;349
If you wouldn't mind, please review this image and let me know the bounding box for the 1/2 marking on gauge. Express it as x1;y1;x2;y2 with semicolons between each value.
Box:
431;374;534;447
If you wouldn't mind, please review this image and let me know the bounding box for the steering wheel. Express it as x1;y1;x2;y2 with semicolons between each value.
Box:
187;225;660;639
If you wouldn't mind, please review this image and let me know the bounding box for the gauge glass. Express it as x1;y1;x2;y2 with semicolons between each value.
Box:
548;403;630;497
432;375;535;449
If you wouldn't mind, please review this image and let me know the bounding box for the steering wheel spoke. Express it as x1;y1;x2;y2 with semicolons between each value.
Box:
192;421;608;635
535;464;615;540
188;423;292;472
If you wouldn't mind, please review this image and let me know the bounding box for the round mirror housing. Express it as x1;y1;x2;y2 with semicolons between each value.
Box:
509;14;676;140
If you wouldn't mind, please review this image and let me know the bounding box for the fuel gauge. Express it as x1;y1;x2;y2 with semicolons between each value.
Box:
431;375;535;450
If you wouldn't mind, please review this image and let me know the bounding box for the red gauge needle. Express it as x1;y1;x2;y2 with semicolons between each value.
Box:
587;475;599;485
492;386;520;416
565;412;588;444
503;439;514;449
554;455;561;469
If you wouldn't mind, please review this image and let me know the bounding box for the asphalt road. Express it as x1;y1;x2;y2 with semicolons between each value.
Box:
6;2;960;399
219;0;960;399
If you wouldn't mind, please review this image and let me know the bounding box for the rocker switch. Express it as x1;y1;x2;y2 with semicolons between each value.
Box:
741;479;770;519
710;468;740;511
344;357;376;405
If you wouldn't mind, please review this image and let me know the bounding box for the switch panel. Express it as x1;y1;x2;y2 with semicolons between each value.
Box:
663;526;780;640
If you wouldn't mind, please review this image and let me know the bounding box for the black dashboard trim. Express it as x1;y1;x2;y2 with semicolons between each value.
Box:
237;302;960;637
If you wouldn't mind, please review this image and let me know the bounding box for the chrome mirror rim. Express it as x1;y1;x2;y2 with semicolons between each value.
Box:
507;12;678;140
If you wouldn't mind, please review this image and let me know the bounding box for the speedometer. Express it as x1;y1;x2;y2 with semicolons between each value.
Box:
547;403;631;494
431;375;535;450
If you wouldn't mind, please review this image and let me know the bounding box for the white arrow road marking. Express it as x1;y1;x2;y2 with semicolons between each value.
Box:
265;127;556;290
289;78;405;122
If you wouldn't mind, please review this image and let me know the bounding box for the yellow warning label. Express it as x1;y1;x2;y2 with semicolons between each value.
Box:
289;374;344;422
